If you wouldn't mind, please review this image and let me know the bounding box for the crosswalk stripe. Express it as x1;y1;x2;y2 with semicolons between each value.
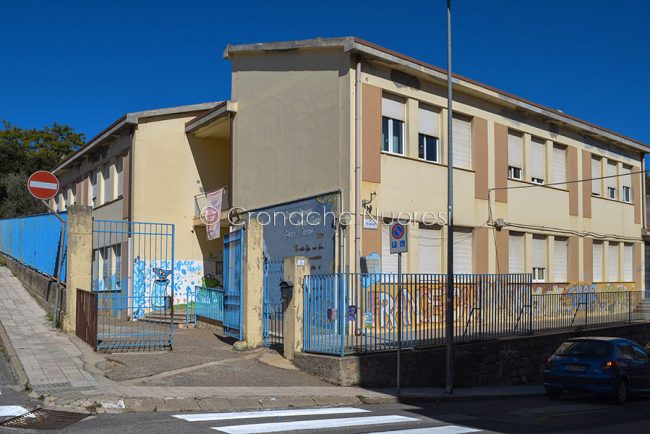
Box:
0;405;29;417
211;415;419;434
367;425;481;434
173;407;369;422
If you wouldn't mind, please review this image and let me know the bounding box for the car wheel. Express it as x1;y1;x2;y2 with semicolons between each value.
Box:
612;379;628;405
545;386;563;399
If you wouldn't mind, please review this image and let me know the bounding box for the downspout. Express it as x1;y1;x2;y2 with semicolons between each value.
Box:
355;61;362;274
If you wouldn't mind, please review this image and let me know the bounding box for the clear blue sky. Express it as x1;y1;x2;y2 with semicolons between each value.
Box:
1;0;649;149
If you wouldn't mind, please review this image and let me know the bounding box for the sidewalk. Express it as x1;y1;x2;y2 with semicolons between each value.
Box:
0;266;544;413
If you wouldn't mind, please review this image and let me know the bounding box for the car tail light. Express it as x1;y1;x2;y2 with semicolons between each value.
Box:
602;360;618;369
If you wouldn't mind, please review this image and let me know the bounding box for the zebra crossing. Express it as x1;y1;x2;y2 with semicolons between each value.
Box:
172;406;482;433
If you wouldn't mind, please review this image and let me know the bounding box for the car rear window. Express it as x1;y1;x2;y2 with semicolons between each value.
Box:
555;340;611;358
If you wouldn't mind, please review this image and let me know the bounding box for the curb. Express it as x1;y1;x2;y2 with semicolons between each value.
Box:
0;314;30;390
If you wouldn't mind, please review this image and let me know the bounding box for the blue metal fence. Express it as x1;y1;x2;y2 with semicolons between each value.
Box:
303;273;532;355
263;260;284;347
223;229;243;340
0;212;67;281
186;285;225;326
93;219;175;351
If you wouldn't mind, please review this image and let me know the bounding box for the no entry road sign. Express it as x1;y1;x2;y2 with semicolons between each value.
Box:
27;171;59;200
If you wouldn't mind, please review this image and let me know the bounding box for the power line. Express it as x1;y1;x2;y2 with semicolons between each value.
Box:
488;169;647;192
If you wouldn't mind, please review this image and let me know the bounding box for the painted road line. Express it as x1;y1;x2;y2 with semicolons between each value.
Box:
173;406;369;422
368;425;481;434
0;405;29;417
28;181;58;190
212;415;418;434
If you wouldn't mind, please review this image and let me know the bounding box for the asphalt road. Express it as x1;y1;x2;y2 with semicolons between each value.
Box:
0;392;641;434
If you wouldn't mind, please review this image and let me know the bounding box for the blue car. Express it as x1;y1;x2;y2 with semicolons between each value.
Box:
543;337;650;404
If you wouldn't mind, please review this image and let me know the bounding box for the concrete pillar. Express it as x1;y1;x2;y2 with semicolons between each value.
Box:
283;256;310;361
241;219;264;349
63;205;93;333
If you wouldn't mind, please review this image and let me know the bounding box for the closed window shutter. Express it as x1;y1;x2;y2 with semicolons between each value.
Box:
591;157;601;195
418;227;441;273
554;238;568;282
553;147;566;185
593;242;603;281
608;243;619;281
621;165;631;190
453;230;473;274
382;95;405;121
531;139;545;180
532;237;546;269
508;131;522;168
508;233;524;273
623;244;633;281
606;161;617;189
452;116;472;169
419;105;439;137
381;224;398;274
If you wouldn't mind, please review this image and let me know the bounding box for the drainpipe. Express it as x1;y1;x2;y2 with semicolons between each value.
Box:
355;61;362;274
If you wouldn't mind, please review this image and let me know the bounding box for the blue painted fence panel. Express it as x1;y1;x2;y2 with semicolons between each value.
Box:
0;212;67;281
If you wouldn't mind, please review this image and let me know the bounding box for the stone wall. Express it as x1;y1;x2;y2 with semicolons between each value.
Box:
294;322;650;387
0;253;66;326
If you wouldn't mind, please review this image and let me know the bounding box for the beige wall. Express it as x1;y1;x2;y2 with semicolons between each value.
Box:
230;48;351;211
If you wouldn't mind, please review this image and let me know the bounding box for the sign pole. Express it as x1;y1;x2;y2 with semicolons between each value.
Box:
396;251;402;395
40;199;66;327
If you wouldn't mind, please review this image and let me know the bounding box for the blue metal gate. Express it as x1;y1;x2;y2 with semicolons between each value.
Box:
92;219;175;351
263;260;284;347
223;229;243;339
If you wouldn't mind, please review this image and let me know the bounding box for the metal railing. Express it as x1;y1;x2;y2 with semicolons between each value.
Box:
303;273;644;356
194;187;229;219
187;285;225;327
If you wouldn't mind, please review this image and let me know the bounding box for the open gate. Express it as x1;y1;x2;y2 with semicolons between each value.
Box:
92;219;175;351
263;260;284;348
223;228;243;339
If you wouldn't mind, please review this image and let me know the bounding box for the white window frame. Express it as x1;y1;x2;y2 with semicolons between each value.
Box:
508;130;523;180
593;241;603;282
532;236;547;283
530;137;545;185
591;157;602;196
452;115;472;169
382;116;405;155
418;133;440;163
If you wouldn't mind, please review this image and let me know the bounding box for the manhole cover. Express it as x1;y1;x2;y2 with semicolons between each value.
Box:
0;408;89;430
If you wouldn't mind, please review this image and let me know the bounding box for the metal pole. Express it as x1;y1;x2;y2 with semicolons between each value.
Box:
41;200;66;327
445;0;455;395
397;252;402;395
355;61;362;275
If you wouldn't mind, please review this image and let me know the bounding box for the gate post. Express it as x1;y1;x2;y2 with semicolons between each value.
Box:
63;205;93;334
283;256;310;361
241;219;265;348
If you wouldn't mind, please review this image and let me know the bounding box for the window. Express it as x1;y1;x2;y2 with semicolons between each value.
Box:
418;226;441;273
116;157;124;198
382;94;405;155
452;115;472;169
591;157;602;196
608;242;619;281
381;221;399;274
632;344;649;363
554;237;568;282
552;146;566;187
508;232;524;273
114;244;122;290
507;130;523;180
530;137;545;184
593;241;603;282
623;243;633;282
606;160;617;200
616;344;635;360
418;105;440;162
532;236;546;282
453;229;473;274
90;172;97;207
103;164;114;204
621;165;631;203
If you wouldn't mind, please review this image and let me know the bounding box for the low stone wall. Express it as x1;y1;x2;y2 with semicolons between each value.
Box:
294;322;650;387
0;253;66;326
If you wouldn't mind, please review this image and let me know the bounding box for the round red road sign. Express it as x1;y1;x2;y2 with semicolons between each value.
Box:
27;170;59;200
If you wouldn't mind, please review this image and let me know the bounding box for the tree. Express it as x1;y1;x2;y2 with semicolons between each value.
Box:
0;121;85;218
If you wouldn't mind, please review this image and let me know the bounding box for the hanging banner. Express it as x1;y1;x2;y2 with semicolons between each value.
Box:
205;188;224;240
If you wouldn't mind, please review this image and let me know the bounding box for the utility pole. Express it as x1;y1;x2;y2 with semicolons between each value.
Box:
445;0;455;395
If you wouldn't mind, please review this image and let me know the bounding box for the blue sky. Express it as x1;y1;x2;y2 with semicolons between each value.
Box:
1;0;649;149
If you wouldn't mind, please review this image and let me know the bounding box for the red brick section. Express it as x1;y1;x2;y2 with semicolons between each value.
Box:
568;236;580;281
583;237;593;283
634;170;642;224
473;117;489;200
494;123;508;203
567;146;579;216
582;150;592;218
361;84;381;183
495;228;509;274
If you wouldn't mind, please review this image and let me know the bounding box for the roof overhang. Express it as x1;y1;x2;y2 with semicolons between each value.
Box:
185;100;237;139
225;37;649;154
53;102;222;173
